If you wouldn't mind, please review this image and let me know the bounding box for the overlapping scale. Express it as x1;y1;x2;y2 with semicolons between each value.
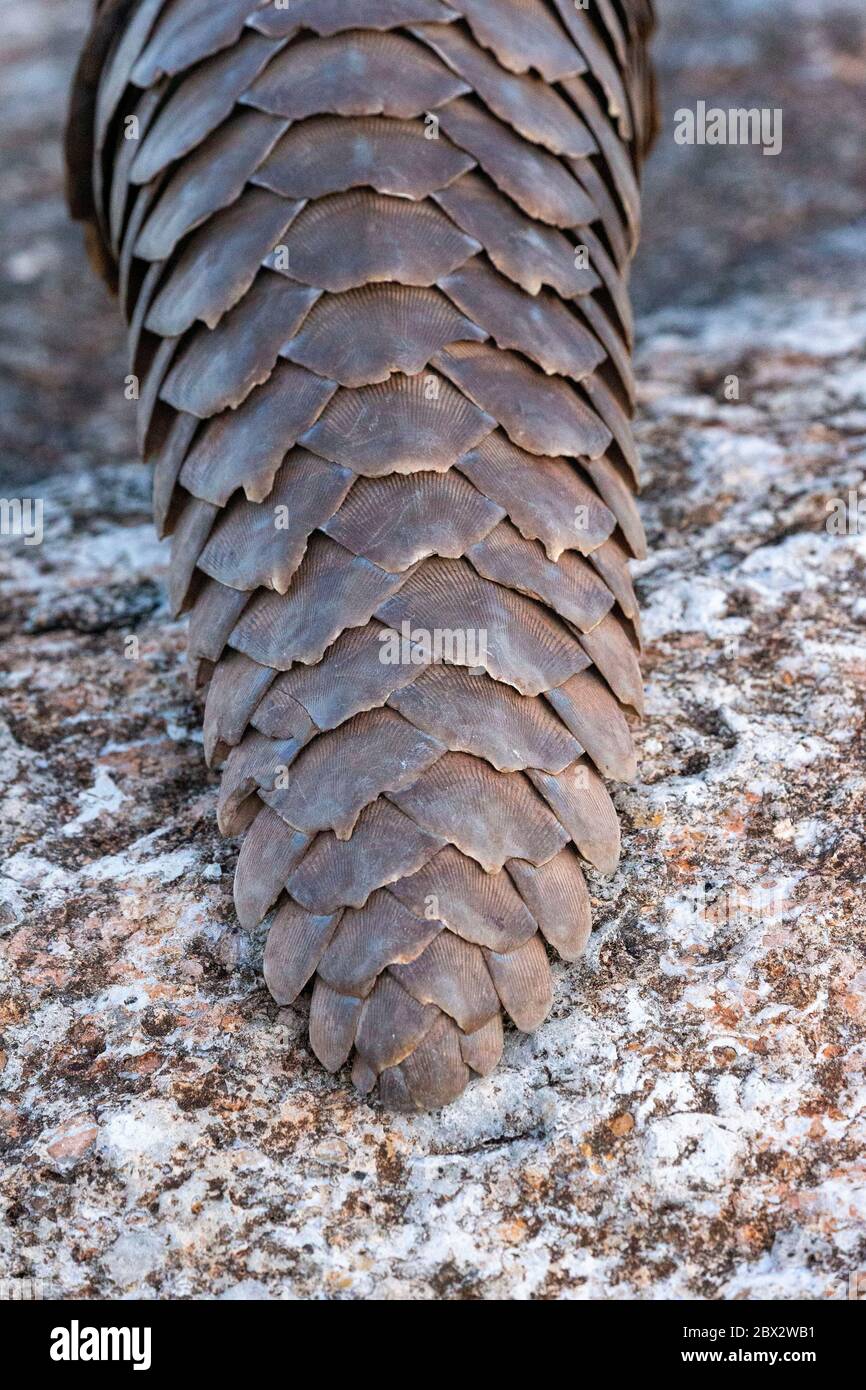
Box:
161;272;321;418
253;116;475;202
130;31;281;186
300;372;495;476
274;190;480;293
282;284;485;388
436;97;598;227
321;469;503;569
249;0;457;40
241;31;469;121
440;0;587;82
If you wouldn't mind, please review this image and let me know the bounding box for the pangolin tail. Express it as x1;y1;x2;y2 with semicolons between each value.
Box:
67;0;656;1111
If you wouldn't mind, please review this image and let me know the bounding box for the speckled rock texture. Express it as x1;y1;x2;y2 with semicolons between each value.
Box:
1;0;864;1300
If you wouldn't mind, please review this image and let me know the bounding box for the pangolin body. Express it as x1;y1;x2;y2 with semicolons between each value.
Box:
67;0;657;1111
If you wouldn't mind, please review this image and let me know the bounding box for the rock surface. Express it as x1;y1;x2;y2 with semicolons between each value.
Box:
0;0;864;1300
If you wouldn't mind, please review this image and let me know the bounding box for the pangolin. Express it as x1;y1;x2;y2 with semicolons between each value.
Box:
66;0;657;1111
